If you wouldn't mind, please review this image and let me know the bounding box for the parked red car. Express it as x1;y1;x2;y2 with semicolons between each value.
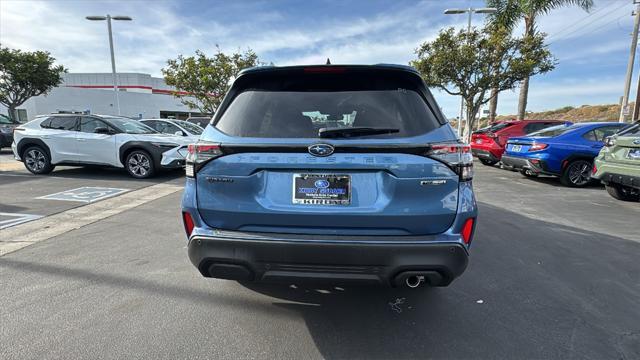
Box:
471;120;567;166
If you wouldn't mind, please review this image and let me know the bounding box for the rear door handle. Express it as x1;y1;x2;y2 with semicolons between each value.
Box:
77;138;86;142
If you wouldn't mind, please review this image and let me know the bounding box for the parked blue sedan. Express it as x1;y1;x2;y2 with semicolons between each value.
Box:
501;122;626;187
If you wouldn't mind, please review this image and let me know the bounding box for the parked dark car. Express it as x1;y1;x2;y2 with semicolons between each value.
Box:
471;119;567;166
0;114;20;150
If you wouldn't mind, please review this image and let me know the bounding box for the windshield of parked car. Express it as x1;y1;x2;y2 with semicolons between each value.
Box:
108;117;158;134
0;114;15;124
175;120;204;135
528;124;577;137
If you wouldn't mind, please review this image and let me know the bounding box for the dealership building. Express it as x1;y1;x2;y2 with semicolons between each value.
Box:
6;73;207;122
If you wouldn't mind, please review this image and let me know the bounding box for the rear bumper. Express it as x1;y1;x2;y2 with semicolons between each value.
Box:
501;154;551;174
187;232;469;287
471;148;500;162
597;172;640;190
471;143;503;161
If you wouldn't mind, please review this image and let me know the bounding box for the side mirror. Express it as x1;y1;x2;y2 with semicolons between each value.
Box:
174;130;185;136
94;127;111;134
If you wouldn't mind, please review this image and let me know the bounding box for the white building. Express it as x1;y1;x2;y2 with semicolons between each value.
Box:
7;73;207;121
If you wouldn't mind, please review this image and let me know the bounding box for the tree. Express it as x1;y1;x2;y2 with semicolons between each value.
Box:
487;0;593;120
0;47;66;120
411;26;555;142
162;47;259;114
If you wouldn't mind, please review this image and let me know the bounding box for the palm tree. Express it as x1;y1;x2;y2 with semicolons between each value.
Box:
487;0;593;120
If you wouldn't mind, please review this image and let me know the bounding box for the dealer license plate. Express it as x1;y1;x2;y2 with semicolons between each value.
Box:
292;174;351;205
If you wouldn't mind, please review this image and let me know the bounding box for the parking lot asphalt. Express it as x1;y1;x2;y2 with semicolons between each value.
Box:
0;149;184;220
1;162;639;359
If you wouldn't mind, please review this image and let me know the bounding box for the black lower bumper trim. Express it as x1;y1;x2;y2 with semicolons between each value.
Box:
600;172;640;190
188;235;469;287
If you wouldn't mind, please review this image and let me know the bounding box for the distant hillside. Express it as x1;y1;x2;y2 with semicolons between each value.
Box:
448;103;631;131
495;103;629;122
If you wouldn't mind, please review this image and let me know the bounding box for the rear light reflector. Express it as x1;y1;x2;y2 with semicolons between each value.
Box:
186;142;223;177
182;211;195;237
592;163;597;174
529;143;548;151
426;143;474;181
461;218;475;244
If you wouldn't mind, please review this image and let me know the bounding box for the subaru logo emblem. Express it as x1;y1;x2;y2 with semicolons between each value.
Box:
634;139;640;145
308;144;334;157
314;179;330;188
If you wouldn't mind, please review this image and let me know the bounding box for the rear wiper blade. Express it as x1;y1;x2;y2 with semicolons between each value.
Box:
318;127;400;138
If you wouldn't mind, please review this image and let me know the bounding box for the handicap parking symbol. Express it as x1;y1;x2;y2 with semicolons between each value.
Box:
37;187;129;203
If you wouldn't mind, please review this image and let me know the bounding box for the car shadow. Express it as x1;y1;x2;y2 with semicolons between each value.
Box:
236;203;640;359
46;166;184;182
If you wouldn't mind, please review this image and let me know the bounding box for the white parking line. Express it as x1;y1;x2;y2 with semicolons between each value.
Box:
0;213;43;230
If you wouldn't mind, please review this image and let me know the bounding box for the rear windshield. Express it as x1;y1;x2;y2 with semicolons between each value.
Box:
486;122;513;133
176;120;204;135
529;124;576;137
214;72;439;139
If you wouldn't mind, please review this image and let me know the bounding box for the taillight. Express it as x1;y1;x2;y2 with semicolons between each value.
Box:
529;143;548;151
182;211;195;236
461;218;475;244
426;143;474;181
592;163;597;174
185;142;223;177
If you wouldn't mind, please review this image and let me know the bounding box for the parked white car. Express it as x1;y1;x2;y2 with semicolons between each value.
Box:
12;113;190;178
139;118;204;142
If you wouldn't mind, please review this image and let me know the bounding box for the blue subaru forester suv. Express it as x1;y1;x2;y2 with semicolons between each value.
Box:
181;65;477;289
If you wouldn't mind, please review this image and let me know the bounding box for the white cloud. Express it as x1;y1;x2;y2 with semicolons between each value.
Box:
0;0;635;117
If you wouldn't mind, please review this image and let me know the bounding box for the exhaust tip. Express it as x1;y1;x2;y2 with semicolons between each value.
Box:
405;275;424;288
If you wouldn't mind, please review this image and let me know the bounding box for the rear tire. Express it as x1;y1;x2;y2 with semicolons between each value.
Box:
605;184;640;202
125;150;156;179
561;159;592;187
479;158;498;166
22;146;54;175
520;169;538;178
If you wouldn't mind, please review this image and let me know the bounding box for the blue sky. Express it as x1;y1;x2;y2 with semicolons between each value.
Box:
0;0;636;118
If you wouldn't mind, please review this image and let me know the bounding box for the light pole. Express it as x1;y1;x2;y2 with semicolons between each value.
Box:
86;15;132;116
619;3;640;123
444;7;497;138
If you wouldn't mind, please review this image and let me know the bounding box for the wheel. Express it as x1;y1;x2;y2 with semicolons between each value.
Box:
22;146;54;175
605;184;640;202
560;159;592;187
479;158;498;166
125;150;155;178
520;169;538;178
